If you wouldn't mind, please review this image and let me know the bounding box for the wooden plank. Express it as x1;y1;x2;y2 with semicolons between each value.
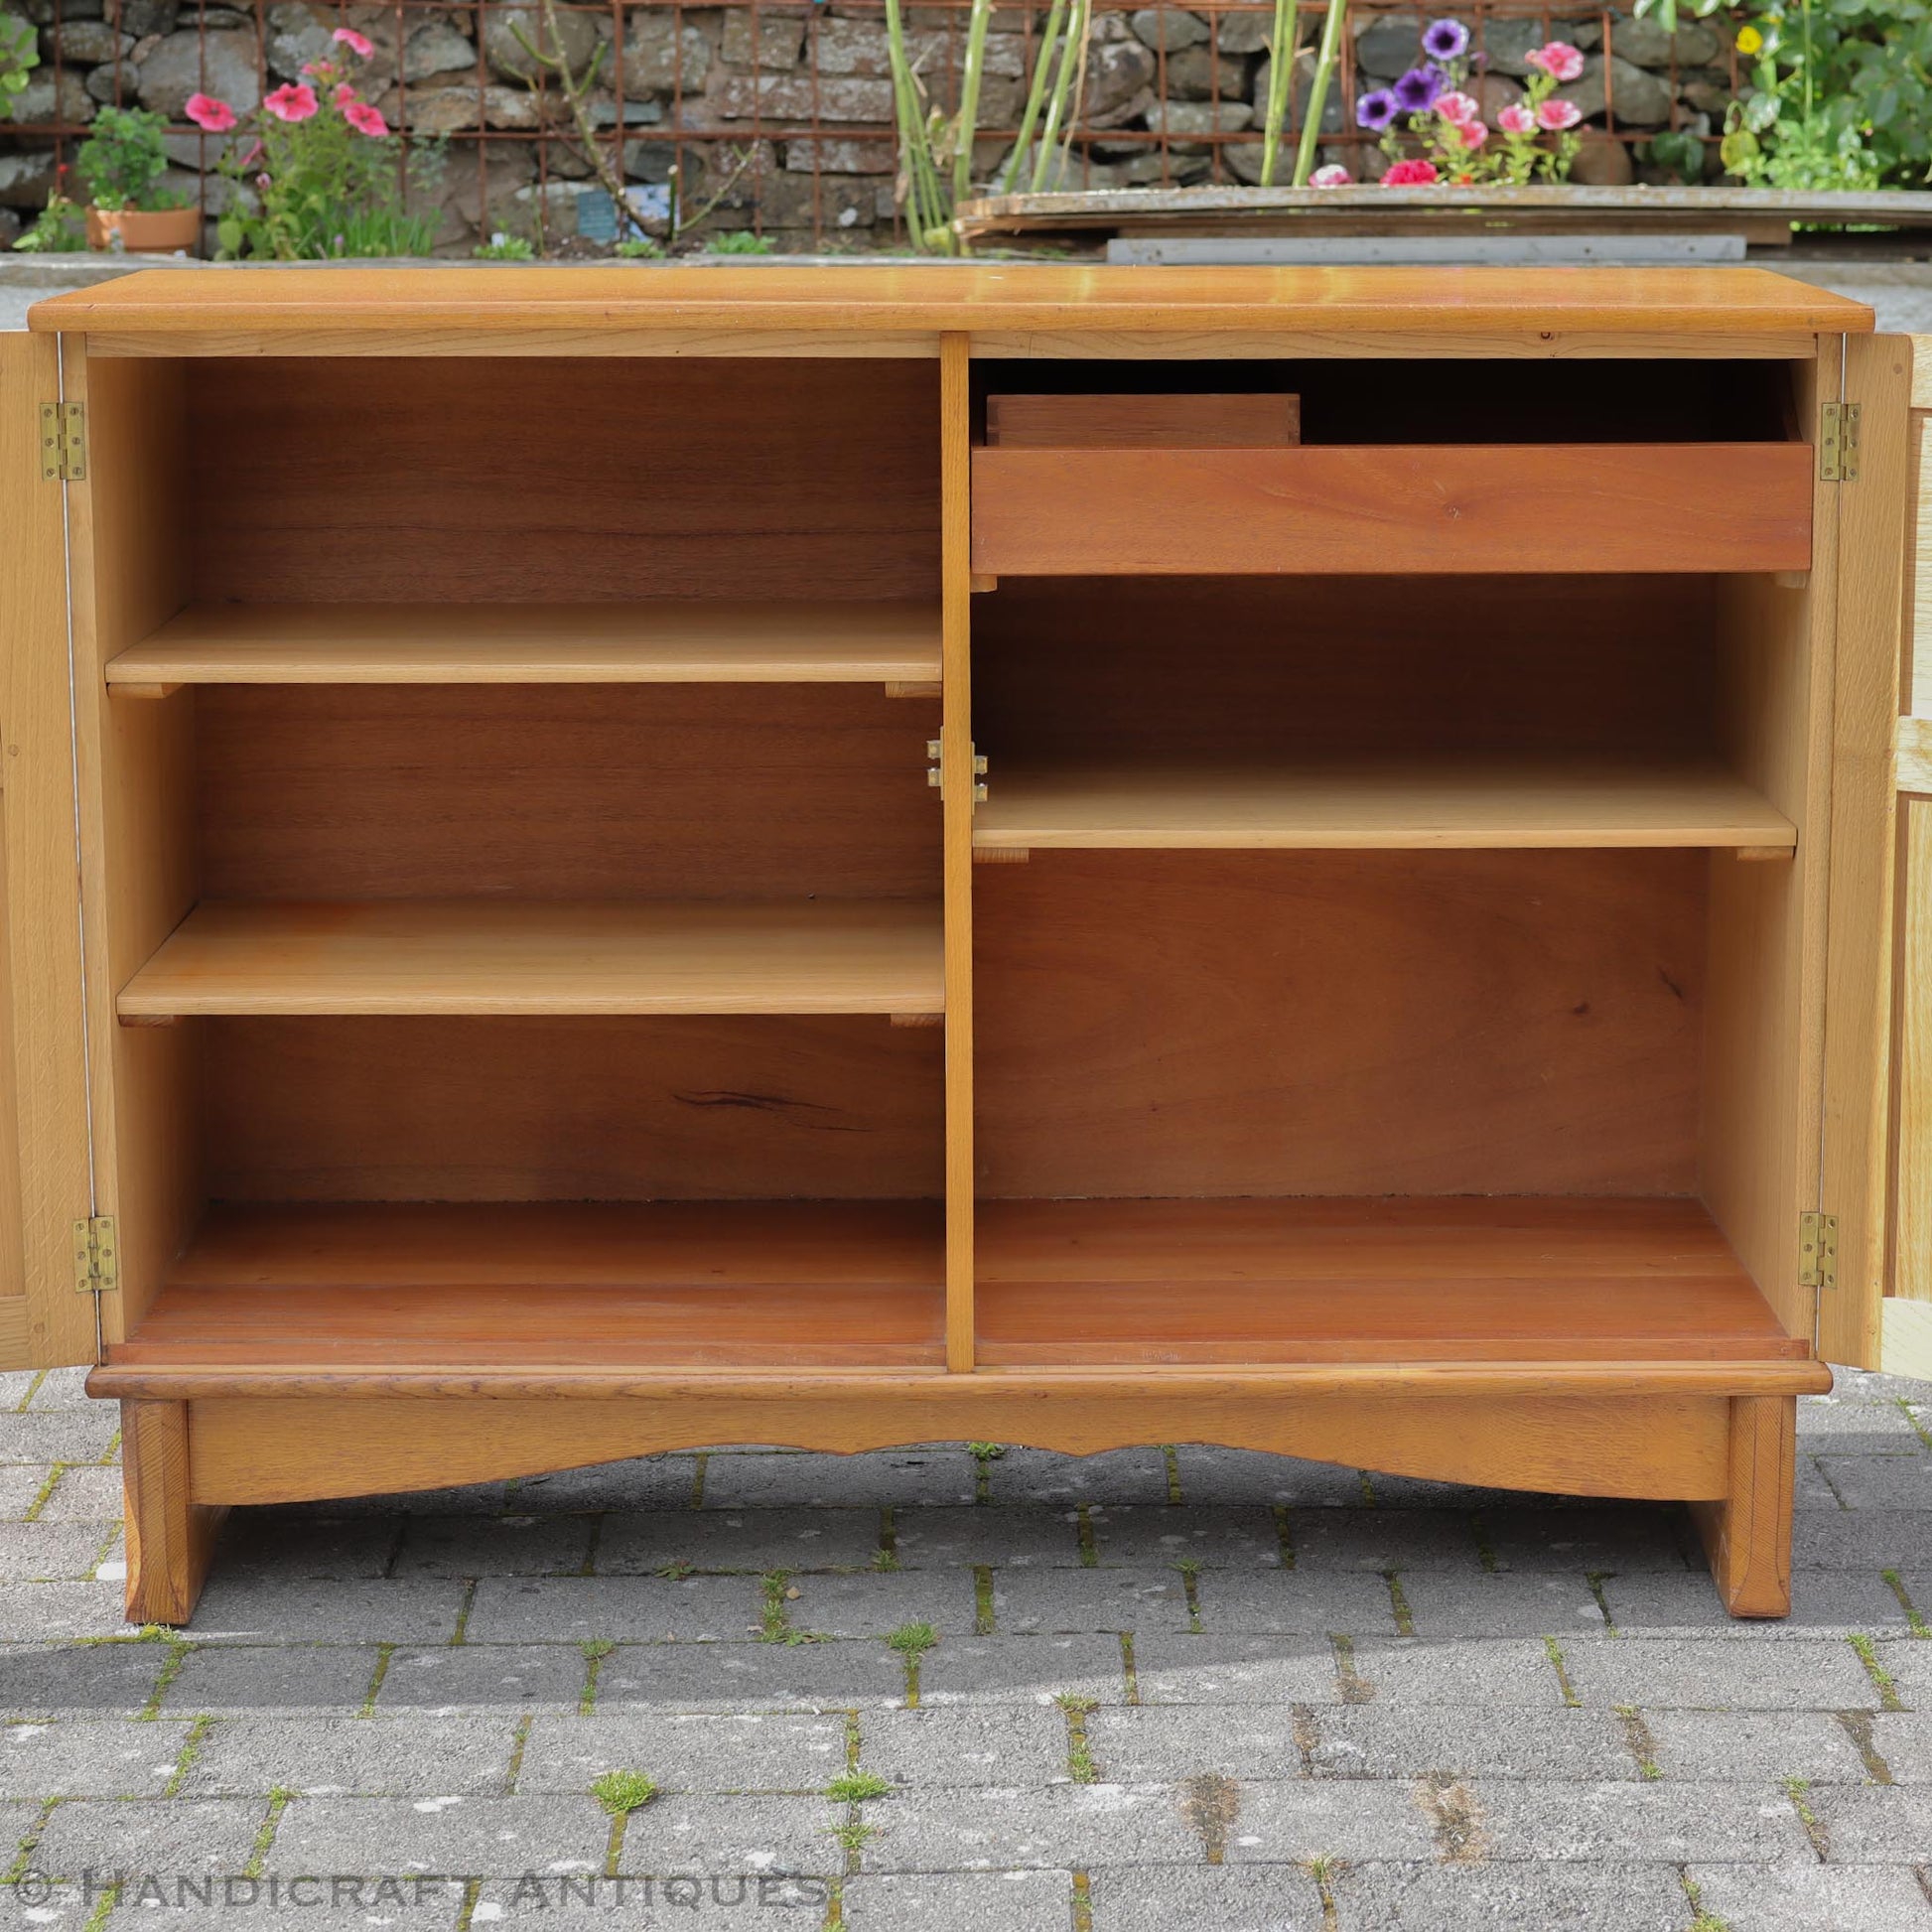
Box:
0;333;96;1369
1819;335;1913;1367
30;265;1874;344
1895;797;1932;1304
108;601;943;688
1884;1298;1932;1375
972;444;1813;576
119;1397;227;1625
939;334;975;1376
1909;411;1932;709
181;1390;1739;1505
971;331;1822;362
985;392;1300;448
1690;1394;1796;1617
973;760;1793;852
116;898;944;1019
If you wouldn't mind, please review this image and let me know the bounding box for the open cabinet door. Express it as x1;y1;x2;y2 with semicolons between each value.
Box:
0;332;97;1370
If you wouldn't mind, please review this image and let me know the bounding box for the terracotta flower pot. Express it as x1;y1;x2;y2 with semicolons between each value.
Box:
86;205;202;255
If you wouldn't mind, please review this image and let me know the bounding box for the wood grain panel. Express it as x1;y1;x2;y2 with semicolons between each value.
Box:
974;850;1704;1198
204;1015;943;1201
972;444;1812;576
1690;1394;1796;1616
188;359;939;604
1897;797;1932;1306
122;1398;226;1625
985;392;1300;448
196;685;940;902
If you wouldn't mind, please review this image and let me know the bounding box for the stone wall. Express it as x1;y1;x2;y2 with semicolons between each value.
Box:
0;3;1742;253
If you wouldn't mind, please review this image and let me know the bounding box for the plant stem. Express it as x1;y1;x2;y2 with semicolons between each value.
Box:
951;0;994;207
1260;0;1300;186
1031;0;1092;193
1291;0;1348;187
1002;0;1068;193
884;0;951;249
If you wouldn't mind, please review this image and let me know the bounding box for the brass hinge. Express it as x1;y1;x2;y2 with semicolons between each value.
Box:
39;401;86;483
70;1216;118;1298
1819;402;1860;483
1799;1209;1839;1292
926;740;989;803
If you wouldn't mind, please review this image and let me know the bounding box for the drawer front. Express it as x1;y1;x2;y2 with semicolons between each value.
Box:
971;443;1814;576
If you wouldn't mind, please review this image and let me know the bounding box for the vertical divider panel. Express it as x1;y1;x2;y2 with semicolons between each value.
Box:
940;333;975;1373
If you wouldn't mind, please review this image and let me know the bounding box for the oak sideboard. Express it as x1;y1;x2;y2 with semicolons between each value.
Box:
4;264;1927;1625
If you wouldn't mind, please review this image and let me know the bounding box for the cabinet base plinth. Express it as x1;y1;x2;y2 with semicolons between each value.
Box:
1689;1394;1797;1617
121;1400;228;1627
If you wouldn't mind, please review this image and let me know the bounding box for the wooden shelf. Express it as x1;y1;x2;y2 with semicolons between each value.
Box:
972;760;1797;853
103;1202;946;1370
105;601;942;691
975;1197;1809;1365
117;898;944;1019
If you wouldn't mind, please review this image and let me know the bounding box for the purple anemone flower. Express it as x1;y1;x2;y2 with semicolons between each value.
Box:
1355;86;1400;129
1422;17;1470;61
1393;65;1449;111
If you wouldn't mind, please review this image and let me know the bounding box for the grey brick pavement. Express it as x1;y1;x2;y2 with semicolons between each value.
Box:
4;1372;1932;1926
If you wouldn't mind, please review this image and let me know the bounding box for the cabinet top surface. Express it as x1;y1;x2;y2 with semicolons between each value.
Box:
29;263;1871;340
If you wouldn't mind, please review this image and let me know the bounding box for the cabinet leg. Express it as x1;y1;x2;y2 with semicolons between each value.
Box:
121;1400;226;1626
1689;1394;1795;1618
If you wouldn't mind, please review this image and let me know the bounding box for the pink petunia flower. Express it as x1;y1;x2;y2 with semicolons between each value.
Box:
343;99;388;137
335;81;357;104
333;25;374;57
1434;89;1479;126
184;91;235;131
1496;100;1536;134
1526;39;1586;81
1456;118;1489;148
1309;164;1352;187
264;82;319;120
1380;158;1441;186
1535;96;1583;131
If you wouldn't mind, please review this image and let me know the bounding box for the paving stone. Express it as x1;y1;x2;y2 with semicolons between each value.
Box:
25;1371;95;1411
1560;1635;1882;1709
0;1585;130;1641
1836;1368;1932;1400
600;1508;886;1575
1816;1456;1932;1509
699;1451;976;1510
786;1571;981;1639
161;1644;384;1716
375;1644;589;1712
1172;1449;1367;1507
1795;1456;1846;1510
0;1465;53;1519
391;1515;597;1580
0;1641;173;1717
592;1640;904;1712
857;1705;1069;1789
466;1576;761;1644
1867;1710;1932;1779
0;1524;120;1584
27;1795;268;1881
991;1567;1192;1635
471;1875;824;1923
1642;1709;1873;1782
1688;1861;1932;1928
1311;1703;1636;1781
1088;1504;1283;1568
1791;1510;1932;1568
1866;1637;1932;1710
210;1513;402;1580
183;1578;470;1644
916;1635;1128;1708
1812;1785;1932;1860
1087;1864;1327;1928
892;1506;1083;1569
30;1466;125;1524
513;1458;698;1512
269;1793;608;1879
1398;1573;1609;1638
1479;1505;1695;1573
1480;1778;1812;1861
0;1372;38;1411
0;1719;192;1798
1602;1569;1913;1636
1083;1705;1304;1781
1132;1635;1343;1706
1345;1636;1573;1707
177;1713;521;1797
981;1449;1173;1507
1797;1397;1923;1445
1288;1509;1484;1572
129;1891;466;1930
517;1712;846;1794
843;1869;1074;1931
1192;1569;1400;1635
280;1483;513;1517
1216;1779;1442;1862
612;1793;841;1876
860;1780;1199;1869
0;1410;120;1466
1330;1860;1693;1929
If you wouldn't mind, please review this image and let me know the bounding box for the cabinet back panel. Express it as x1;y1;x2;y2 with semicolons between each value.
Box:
197;685;940;900
975;576;1715;762
186;358;940;604
203;1016;943;1201
974;850;1704;1198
